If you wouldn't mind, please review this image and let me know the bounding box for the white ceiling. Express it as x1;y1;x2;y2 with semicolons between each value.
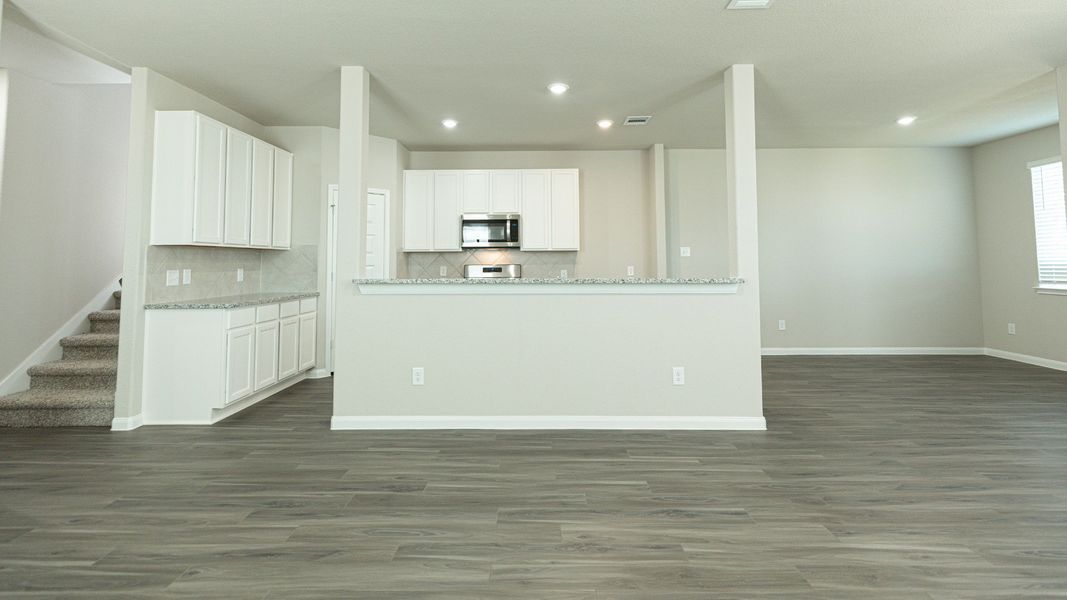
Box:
9;0;1067;149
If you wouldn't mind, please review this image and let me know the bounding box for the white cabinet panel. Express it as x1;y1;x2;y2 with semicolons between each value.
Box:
192;116;227;244
225;325;255;404
461;170;490;213
278;316;300;379
403;171;434;251
224;129;252;246
520;170;551;250
550;169;580;251
490;170;520;213
250;139;274;247
272;149;293;249
433;171;461;251
254;320;279;391
298;313;317;371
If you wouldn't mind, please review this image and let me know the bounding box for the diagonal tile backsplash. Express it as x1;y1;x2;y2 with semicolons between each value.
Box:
145;244;318;303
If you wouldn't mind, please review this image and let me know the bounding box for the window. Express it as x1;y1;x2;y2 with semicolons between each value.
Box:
1029;159;1067;288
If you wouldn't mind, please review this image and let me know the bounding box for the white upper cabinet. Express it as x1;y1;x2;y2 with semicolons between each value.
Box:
549;169;580;251
489;170;521;213
271;149;293;249
150;110;293;249
461;170;490;213
433;171;462;251
250;139;274;247
520;170;551;250
403;171;434;251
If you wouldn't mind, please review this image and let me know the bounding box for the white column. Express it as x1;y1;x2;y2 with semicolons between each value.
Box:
1057;66;1067;186
650;143;668;278
338;66;370;280
724;64;759;281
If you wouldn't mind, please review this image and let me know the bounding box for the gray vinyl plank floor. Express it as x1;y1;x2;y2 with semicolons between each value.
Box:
1;355;1066;598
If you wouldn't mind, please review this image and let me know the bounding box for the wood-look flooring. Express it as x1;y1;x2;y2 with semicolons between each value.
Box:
1;355;1066;598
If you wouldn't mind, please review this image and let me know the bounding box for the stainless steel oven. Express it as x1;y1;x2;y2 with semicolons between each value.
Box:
461;213;520;248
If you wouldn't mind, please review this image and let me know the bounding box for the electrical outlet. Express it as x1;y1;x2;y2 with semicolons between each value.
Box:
411;367;424;386
680;246;691;257
166;269;179;286
672;366;685;385
1008;322;1016;335
439;266;448;277
778;319;786;331
560;269;569;279
237;268;244;283
627;265;635;277
182;269;191;285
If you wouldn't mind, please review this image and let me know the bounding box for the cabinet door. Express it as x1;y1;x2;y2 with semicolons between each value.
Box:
433;171;461;251
225;325;255;404
489;170;520;213
272;149;293;249
250;139;274;247
520;170;551;250
402;171;434;251
223;129;253;246
461;170;490;213
254;320;279;391
550;169;580;250
192;116;227;244
298;313;316;371
278;315;300;379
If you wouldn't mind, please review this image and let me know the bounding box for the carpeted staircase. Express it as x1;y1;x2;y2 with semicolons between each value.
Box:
0;290;121;427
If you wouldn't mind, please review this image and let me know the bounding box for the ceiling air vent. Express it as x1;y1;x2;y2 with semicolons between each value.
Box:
726;0;773;9
623;115;652;126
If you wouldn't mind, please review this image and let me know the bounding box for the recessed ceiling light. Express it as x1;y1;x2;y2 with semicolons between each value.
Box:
896;115;917;126
726;0;773;9
442;119;458;129
548;82;569;95
597;119;613;129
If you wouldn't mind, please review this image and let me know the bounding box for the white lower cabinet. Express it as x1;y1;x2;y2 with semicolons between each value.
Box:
143;296;319;424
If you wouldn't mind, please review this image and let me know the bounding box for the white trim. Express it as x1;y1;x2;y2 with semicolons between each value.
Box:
0;276;122;396
110;413;143;431
356;283;740;295
331;415;766;431
324;184;339;373
306;368;332;379
1027;156;1061;169
984;348;1067;372
1034;285;1067;296
762;347;985;356
366;187;391;279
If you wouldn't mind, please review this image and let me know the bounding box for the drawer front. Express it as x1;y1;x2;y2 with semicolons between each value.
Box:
256;303;280;323
280;300;300;318
300;297;317;314
227;307;255;329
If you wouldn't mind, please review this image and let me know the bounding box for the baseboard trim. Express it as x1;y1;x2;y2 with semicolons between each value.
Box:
306;368;332;379
331;415;767;431
762;347;986;356
110;413;143;431
0;276;122;396
984;348;1067;372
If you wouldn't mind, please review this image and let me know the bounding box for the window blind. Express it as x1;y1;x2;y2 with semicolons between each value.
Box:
1030;160;1067;285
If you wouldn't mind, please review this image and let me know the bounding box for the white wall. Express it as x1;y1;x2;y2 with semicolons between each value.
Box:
972;125;1065;362
409;150;653;278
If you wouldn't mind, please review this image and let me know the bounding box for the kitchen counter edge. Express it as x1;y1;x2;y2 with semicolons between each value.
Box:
145;291;320;310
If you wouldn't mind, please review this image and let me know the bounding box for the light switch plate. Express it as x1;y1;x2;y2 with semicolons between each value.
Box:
1008;322;1016;335
411;367;424;386
237;268;244;282
439;266;448;277
672;366;685;385
166;269;179;287
182;269;191;285
560;269;569;279
627;265;635;277
778;319;786;331
680;247;691;257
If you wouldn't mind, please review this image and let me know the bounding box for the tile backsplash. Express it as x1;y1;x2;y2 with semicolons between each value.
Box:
145;244;317;303
405;249;577;279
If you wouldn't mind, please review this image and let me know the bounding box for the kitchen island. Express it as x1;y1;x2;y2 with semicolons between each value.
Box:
353;277;744;295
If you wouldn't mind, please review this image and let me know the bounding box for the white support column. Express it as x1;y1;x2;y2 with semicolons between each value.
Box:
650;143;668;278
1057;66;1067;186
724;64;759;282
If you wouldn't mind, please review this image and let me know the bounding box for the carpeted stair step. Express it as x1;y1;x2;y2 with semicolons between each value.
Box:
89;310;120;333
28;359;117;390
0;388;113;427
113;290;122;309
61;333;120;360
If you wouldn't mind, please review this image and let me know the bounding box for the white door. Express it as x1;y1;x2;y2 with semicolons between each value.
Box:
489;170;520;213
192;116;227;244
279;315;300;379
402;171;433;251
550;169;580;250
365;191;388;279
433;171;461;251
299;313;317;371
250;139;274;247
254;320;279;390
223;129;253;246
461;170;490;213
272;149;293;249
325;184;338;374
520;170;551;250
225;325;255;404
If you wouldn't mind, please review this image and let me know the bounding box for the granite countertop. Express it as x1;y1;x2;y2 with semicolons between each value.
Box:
354;277;744;285
145;291;319;310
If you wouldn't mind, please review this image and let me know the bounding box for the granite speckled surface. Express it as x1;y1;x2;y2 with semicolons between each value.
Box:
353;277;744;285
145;291;319;310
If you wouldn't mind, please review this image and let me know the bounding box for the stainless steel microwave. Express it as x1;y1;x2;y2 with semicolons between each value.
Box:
461;213;520;248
